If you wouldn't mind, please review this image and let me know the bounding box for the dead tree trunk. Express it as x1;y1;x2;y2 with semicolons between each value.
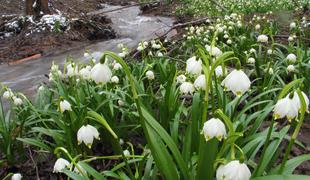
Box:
25;0;50;16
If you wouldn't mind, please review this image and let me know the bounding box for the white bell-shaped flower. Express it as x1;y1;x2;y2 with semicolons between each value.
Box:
3;90;13;99
286;54;297;63
215;66;226;77
290;22;296;29
221;69;251;96
79;66;91;80
91;63;112;84
257;34;268;43
113;63;122;70
205;45;223;57
247;57;255;64
146;70;155;80
13;97;23;106
202;118;226;141
176;74;186;84
273;96;299;121
11;173;22;180
111;76;119;83
66;63;79;77
123;149;130;156
287;91;309;112
59;100;72;113
53;158;71;173
216;160;251;180
77;125;100;148
180;82;195;95
194;75;206;90
287;65;295;72
186;56;202;75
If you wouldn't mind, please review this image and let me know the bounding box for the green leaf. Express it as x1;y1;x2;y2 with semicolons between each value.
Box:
87;111;118;139
270;154;310;175
17;138;52;151
79;161;106;179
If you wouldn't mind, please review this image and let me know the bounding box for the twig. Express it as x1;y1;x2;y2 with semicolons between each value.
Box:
28;147;40;180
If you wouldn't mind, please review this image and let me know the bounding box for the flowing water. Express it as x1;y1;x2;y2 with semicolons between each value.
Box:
0;4;174;96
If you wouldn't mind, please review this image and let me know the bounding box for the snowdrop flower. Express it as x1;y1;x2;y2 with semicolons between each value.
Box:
221;69;251;96
77;125;100;148
176;74;186;84
91;62;112;84
255;24;261;30
66;64;78;77
227;39;232;44
194;75;206;90
113;63;122;70
13;97;23;106
84;52;90;57
137;45;144;51
286;54;297;63
249;48;256;53
186;56;202;75
202;118;226;141
274;96;299;121
79;67;91;80
205;45;223;57
3;90;13;99
53;158;71;173
290;22;296;29
288;36;294;41
215;66;226;77
180;82;195;95
117;43;124;49
111;76;119;83
38;85;45;91
216;160;251;180
287;65;295;72
123;150;130;156
247;57;255;64
267;49;273;55
11;173;22;180
287;91;309;112
118;52;126;58
118;99;124;107
157;51;163;57
257;34;268;43
146;70;155;80
119;138;124;145
59;100;72;113
268;68;274;75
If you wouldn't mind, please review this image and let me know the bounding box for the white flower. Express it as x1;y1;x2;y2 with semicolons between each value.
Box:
268;68;274;75
77;125;100;148
118;52;126;58
117;43;124;49
288;36;294;41
118;99;124;106
287;91;309;112
186;56;202;75
84;52;90;57
53;158;71;173
257;34;268;43
11;173;22;180
59;100;72;113
113;63;122;70
137;45;144;51
111;76;119;83
3;90;13;99
255;24;261;30
176;74;186;84
180;82;195;95
205;45;223;57
287;65;295;72
13;97;23;106
157;51;163;57
249;48;256;53
123;150;130;156
194;75;206;90
221;69;251;96
267;49;273;55
286;54;297;63
216;160;251;180
91;63;112;84
274;96;299;121
227;39;232;44
79;67;91;80
290;22;296;29
66;64;78;77
215;66;226;77
202;118;226;141
247;57;255;64
146;70;155;80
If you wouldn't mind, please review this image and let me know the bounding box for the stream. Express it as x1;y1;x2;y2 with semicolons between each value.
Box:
0;4;175;96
